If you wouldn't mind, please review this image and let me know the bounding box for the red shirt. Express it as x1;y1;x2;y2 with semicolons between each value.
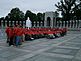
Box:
5;27;10;35
8;28;14;38
13;27;18;36
15;28;23;36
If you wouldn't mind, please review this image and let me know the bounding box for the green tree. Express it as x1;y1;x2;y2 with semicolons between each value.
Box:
5;7;25;21
37;13;43;21
5;7;25;26
25;10;37;26
25;10;32;20
73;0;81;19
0;17;4;20
10;7;25;21
25;10;37;21
55;0;76;21
0;17;4;26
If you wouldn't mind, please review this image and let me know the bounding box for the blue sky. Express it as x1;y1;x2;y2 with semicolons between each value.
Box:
0;0;60;17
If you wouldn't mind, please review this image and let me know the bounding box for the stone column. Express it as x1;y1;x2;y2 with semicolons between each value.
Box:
79;20;81;28
73;20;75;28
37;21;39;27
70;20;71;28
66;21;68;27
78;20;80;28
40;21;43;27
33;21;35;27
64;21;65;27
57;21;59;28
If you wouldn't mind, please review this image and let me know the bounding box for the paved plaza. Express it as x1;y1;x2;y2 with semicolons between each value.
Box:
0;29;81;61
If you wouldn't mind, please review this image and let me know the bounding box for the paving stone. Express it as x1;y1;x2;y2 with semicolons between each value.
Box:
0;48;30;61
45;47;79;56
23;54;72;61
22;39;49;47
59;42;81;48
0;57;7;61
72;49;81;61
56;46;80;50
72;59;81;61
68;39;81;43
20;45;49;51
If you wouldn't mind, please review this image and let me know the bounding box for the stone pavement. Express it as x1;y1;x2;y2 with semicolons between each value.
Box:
0;30;81;61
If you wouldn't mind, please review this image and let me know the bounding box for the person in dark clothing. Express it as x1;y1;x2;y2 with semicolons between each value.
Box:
5;26;10;43
8;26;14;46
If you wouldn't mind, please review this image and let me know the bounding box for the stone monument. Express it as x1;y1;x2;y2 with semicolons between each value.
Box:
26;17;32;28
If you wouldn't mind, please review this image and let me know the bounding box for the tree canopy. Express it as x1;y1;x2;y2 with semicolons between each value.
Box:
25;10;37;21
55;0;81;20
25;10;44;22
6;7;25;21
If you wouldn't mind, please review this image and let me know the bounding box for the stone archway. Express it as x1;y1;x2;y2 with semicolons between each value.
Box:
47;17;51;27
44;11;57;28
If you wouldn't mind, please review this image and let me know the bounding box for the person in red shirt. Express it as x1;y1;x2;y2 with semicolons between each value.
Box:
5;26;10;43
14;25;24;46
13;25;18;46
16;26;24;44
8;26;14;46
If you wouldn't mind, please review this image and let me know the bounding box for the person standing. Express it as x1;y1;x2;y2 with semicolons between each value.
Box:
8;26;14;46
14;25;23;46
5;26;10;43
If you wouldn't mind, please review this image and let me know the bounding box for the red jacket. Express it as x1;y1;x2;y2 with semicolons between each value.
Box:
5;27;10;35
15;28;23;36
8;28;14;38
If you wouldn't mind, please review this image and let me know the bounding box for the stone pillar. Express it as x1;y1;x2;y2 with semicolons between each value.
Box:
69;20;71;28
9;21;10;26
66;21;68;28
78;20;80;28
51;18;53;28
60;21;62;28
33;21;35;27
73;20;74;28
61;21;63;28
53;17;56;28
41;21;42;27
77;20;79;28
5;20;7;27
37;21;39;27
75;20;77;28
79;20;81;28
63;21;65;28
57;21;59;28
12;21;13;26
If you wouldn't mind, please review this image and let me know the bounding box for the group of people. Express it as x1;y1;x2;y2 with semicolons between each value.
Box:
24;27;67;40
5;24;67;46
5;25;24;46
